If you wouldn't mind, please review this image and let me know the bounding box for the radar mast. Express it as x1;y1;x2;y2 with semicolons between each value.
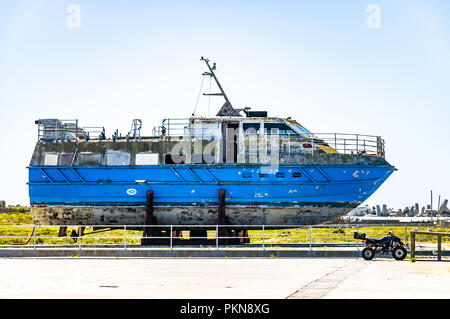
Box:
200;57;248;117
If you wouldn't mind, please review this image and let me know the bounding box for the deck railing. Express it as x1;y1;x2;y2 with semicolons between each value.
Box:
150;118;385;158
36;118;385;158
36;119;105;142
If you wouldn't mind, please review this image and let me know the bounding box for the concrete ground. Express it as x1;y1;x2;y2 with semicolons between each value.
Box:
0;258;448;299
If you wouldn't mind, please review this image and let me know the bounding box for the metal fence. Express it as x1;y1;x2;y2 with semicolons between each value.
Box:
36;119;106;142
0;224;447;253
36;118;385;158
36;119;81;141
306;133;384;157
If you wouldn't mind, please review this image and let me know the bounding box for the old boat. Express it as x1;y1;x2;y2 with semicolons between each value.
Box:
28;57;396;229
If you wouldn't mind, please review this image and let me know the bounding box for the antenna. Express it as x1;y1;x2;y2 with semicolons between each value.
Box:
200;57;243;117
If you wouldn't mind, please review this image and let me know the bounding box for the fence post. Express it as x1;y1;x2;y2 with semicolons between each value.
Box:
411;232;415;260
33;226;37;250
262;225;265;250
124;225;127;250
437;235;442;261
345;224;348;244
216;225;219;250
404;224;407;247
170;225;173;250
78;228;81;251
356;225;359;251
418;223;420;242
309;226;312;251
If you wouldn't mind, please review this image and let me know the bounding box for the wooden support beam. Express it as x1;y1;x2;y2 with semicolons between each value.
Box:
411;233;415;260
217;189;228;245
142;190;154;245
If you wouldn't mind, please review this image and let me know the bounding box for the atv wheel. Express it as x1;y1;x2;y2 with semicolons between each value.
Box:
392;247;407;260
362;247;375;260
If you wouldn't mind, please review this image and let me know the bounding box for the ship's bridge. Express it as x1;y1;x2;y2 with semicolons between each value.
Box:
152;116;385;158
153;116;312;139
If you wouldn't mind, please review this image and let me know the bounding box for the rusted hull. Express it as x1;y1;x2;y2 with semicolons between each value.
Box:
30;203;358;227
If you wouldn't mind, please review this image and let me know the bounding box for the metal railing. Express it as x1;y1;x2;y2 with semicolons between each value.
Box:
152;118;193;137
306;133;384;157
37;119;82;141
0;224;447;251
83;126;106;140
244;133;384;157
36;119;106;142
36;118;385;158
150;118;385;158
410;231;450;261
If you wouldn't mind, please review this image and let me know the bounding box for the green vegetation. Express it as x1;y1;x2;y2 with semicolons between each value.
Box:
0;213;33;225
249;225;450;245
0;209;448;247
0;205;29;214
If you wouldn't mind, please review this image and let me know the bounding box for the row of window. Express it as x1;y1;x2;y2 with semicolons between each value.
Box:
243;172;302;178
242;123;297;135
43;152;159;166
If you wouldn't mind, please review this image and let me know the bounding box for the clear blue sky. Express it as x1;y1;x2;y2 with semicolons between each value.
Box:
0;0;449;209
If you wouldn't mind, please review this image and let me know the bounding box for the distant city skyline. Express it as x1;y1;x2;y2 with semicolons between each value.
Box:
0;0;449;209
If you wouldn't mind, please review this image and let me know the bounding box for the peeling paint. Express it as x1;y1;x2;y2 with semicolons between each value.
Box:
26;203;358;226
30;204;357;227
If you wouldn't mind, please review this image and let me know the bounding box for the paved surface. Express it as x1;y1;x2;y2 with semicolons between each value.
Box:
0;247;365;258
1;247;447;258
0;258;448;299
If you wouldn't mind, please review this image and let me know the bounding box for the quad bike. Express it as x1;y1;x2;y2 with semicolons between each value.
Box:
354;231;408;260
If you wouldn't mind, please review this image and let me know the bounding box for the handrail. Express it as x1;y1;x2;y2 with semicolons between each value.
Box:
36;118;386;158
410;231;450;261
0;224;446;252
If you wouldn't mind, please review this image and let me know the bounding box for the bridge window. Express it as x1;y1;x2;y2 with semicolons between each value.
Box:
264;123;296;135
243;123;261;135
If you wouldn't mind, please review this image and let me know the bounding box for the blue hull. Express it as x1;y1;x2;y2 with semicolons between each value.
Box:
28;164;395;207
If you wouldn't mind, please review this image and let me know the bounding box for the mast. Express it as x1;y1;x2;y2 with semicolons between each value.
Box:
200;57;243;117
